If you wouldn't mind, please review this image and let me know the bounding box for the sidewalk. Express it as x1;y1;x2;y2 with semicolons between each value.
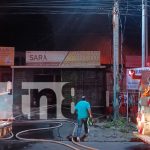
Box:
87;120;137;142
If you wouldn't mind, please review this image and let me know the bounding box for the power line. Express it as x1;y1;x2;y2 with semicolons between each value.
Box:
0;0;148;16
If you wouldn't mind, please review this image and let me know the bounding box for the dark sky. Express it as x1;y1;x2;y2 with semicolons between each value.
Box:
0;14;54;51
0;14;143;52
0;0;148;55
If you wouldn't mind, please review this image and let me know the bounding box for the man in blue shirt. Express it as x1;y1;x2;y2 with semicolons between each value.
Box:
75;96;92;142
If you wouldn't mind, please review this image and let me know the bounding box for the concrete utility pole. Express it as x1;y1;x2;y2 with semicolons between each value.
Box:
142;0;148;67
112;0;119;120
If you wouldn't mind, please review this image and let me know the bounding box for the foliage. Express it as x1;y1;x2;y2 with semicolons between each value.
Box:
103;118;133;133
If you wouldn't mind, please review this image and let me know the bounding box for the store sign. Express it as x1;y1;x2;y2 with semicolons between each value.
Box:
26;51;100;67
26;51;68;66
62;51;100;66
126;67;150;90
0;47;14;66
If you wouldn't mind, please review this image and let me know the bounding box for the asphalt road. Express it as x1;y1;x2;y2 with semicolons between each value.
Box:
0;141;149;150
1;119;149;150
82;142;150;150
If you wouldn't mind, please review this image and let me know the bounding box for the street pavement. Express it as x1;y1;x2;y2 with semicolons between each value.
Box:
66;141;150;150
0;119;149;150
0;140;149;150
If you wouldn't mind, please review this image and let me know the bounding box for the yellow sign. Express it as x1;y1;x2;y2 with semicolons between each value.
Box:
62;51;100;66
0;47;14;66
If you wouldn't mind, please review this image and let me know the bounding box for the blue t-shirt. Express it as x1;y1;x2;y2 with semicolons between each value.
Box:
75;100;90;119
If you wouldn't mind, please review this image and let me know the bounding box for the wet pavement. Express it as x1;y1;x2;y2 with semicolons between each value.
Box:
12;120;74;141
0;119;149;150
0;140;149;150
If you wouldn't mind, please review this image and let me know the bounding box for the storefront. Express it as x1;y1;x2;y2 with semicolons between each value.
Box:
12;51;106;119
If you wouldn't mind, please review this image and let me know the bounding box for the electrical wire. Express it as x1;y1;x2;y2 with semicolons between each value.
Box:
119;0;128;79
0;0;148;16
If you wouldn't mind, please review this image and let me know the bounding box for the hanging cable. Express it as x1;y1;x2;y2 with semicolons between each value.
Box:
119;0;129;81
0;0;146;16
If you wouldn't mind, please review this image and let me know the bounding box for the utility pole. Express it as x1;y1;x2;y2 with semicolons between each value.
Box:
142;0;148;67
112;0;119;120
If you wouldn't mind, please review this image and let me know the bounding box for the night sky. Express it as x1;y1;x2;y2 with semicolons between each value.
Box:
0;0;149;56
